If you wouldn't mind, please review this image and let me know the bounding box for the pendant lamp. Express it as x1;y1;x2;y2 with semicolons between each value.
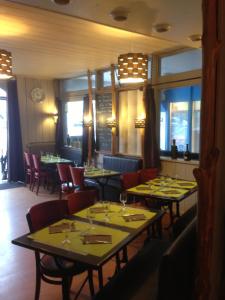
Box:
118;53;148;84
0;49;13;79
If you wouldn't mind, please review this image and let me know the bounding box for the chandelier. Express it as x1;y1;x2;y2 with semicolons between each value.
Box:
0;49;13;79
118;53;148;84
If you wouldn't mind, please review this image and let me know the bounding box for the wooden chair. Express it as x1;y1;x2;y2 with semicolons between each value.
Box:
26;199;94;300
138;168;158;184
31;154;51;195
67;189;99;214
56;163;75;199
69;166;99;196
24;152;34;189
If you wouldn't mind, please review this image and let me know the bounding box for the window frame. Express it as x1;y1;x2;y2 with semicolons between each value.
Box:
155;78;202;160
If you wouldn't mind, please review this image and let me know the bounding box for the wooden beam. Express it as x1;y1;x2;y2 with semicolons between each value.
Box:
87;69;93;163
110;64;118;155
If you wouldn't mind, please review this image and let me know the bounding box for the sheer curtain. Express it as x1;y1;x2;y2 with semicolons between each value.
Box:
7;79;25;182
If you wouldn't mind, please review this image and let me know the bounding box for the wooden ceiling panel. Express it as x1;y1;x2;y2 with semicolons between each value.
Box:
0;1;179;78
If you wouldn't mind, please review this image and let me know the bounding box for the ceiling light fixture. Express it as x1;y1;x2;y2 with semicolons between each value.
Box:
118;53;148;84
0;49;13;79
51;0;71;5
110;7;128;22
188;34;202;42
153;23;171;33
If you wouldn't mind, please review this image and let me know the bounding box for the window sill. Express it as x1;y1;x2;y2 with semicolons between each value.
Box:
160;156;199;166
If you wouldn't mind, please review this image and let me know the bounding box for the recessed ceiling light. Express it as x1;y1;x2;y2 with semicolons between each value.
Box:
188;34;202;42
153;23;171;33
51;0;71;5
110;7;128;22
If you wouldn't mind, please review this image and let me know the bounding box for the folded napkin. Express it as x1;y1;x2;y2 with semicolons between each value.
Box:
160;189;180;194
89;207;107;213
49;222;76;234
123;214;146;222
83;234;112;244
136;186;151;191
177;182;194;187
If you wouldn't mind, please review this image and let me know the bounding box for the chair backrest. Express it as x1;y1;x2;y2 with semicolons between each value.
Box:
32;154;41;172
69;166;85;190
138;168;158;183
57;163;72;183
157;218;197;300
67;190;97;214
26;200;69;232
120;172;140;190
24;152;33;169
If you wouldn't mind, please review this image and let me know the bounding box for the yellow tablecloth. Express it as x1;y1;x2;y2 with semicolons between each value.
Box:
127;184;189;199
149;177;197;190
75;204;156;229
28;219;129;257
84;169;119;178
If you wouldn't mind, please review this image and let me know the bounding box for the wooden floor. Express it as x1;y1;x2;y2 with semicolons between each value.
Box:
0;184;150;300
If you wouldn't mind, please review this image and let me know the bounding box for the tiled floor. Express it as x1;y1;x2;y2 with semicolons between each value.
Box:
0;185;148;300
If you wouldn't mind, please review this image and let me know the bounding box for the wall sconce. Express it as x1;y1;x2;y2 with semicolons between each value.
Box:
106;118;117;128
135;118;146;128
84;119;93;127
53;114;58;124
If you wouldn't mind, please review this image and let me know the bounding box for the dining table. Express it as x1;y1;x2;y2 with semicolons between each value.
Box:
41;155;73;165
12;202;163;298
126;176;198;226
84;167;121;199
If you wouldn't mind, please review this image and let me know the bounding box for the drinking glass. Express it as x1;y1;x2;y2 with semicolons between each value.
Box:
74;161;78;167
120;193;127;214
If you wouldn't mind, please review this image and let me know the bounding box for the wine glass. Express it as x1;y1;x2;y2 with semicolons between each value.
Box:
61;224;71;245
120;193;127;214
103;200;110;222
86;207;95;230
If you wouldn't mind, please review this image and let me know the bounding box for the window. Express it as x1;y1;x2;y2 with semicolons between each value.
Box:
66;101;83;147
63;75;96;92
160;84;201;155
160;49;202;76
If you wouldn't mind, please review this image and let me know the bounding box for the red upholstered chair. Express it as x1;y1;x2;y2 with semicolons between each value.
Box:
26;200;94;300
57;163;74;200
69;166;99;196
67;189;99;214
24;151;34;189
31;154;51;195
120;172;140;190
138;168;158;184
69;166;85;190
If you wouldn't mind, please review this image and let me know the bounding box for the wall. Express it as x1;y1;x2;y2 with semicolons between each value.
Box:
16;76;57;151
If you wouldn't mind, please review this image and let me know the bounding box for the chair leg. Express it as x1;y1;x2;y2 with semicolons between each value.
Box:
62;276;70;300
34;269;41;300
36;178;41;195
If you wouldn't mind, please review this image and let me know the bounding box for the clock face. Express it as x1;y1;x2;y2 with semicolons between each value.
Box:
30;87;45;103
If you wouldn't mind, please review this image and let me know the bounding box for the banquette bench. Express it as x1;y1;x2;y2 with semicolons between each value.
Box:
94;211;197;300
102;155;143;201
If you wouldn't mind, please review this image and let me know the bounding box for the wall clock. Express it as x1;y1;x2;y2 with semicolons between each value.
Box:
30;87;45;103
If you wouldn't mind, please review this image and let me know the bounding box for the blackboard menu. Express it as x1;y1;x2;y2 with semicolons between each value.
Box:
96;93;112;152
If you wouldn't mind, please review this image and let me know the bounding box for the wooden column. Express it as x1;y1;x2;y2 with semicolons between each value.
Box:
87;70;93;163
110;64;118;155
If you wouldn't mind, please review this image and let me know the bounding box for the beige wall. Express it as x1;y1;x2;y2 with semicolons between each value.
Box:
16;76;57;150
